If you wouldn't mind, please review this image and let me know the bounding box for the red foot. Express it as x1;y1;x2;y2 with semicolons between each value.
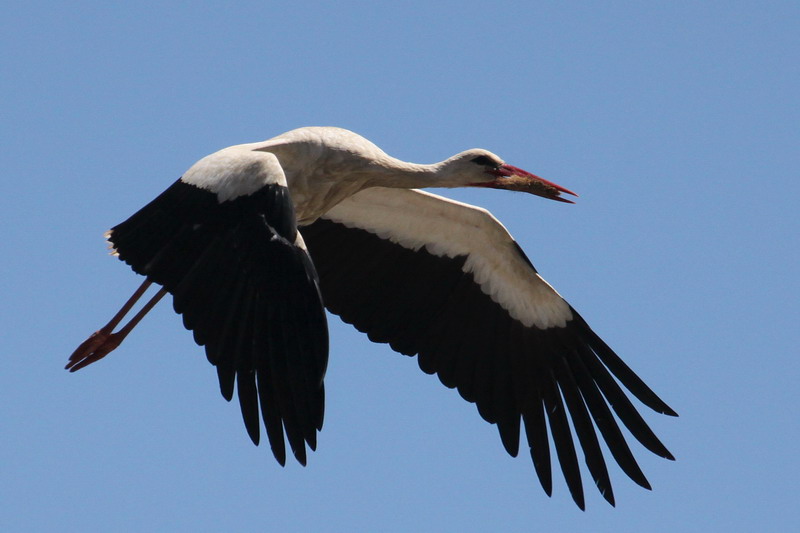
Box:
65;329;123;372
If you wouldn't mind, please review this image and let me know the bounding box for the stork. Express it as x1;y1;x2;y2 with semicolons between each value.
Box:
66;126;676;509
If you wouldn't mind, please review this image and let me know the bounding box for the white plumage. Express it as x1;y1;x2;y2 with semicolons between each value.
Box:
67;126;676;510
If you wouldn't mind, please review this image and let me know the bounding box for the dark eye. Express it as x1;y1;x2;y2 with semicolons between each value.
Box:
471;155;496;167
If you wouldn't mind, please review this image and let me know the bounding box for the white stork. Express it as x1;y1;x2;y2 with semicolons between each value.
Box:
66;126;676;509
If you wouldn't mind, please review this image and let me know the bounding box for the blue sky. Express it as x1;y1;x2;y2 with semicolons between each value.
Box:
2;1;798;531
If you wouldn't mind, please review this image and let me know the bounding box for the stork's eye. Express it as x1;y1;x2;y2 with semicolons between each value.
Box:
471;155;497;167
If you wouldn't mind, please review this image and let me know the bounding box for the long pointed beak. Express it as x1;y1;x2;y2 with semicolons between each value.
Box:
484;164;578;203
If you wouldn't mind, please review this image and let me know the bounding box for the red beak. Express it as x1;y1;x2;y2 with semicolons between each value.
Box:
482;164;578;203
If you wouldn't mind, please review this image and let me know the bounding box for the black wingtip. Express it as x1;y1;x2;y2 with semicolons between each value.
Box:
271;445;287;467
573;493;586;511
497;417;521;458
662;405;679;417
246;428;260;446
589;470;616;507
647;439;675;461
599;484;616;507
294;447;308;467
218;366;235;402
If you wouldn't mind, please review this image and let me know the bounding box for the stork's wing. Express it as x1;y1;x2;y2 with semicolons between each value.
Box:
301;187;675;509
107;152;328;467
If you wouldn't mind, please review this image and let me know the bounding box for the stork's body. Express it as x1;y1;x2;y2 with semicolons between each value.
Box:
187;127;545;223
67;126;675;510
183;128;384;222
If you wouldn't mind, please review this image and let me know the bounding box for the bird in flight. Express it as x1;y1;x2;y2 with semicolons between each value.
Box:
67;126;676;509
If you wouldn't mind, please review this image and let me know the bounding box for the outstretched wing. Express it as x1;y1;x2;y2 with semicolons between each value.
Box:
301;187;675;509
107;149;328;466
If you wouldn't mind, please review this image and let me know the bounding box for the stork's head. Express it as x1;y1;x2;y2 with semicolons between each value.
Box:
448;149;577;203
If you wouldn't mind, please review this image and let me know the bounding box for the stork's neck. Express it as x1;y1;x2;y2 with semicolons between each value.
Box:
364;154;468;190
364;157;449;189
257;142;456;189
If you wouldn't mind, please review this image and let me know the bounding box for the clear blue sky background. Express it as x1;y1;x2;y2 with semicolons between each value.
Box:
2;2;798;531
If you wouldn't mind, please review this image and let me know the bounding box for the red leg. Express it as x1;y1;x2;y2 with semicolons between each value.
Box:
65;280;166;372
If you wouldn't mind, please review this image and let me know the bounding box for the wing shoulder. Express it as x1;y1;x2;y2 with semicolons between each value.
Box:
181;145;288;203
